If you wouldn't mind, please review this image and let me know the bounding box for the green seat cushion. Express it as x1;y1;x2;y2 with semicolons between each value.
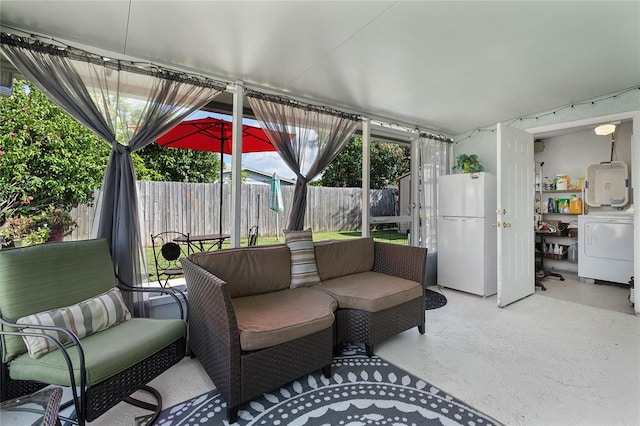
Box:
8;318;186;386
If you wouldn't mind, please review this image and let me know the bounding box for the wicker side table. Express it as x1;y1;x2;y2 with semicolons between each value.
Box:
1;387;63;426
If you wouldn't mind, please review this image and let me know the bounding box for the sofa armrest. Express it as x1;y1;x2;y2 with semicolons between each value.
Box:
181;258;242;404
372;242;428;286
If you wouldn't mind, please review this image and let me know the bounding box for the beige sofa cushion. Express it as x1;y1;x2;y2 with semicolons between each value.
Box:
190;245;291;298
314;238;374;281
313;271;422;312
232;287;337;351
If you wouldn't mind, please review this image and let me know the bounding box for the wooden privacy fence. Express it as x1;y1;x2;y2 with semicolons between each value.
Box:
69;181;396;247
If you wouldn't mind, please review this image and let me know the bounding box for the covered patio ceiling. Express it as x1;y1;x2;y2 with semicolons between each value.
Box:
0;1;639;137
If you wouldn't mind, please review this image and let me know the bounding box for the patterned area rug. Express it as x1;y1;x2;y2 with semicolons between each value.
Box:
141;344;500;426
425;288;448;310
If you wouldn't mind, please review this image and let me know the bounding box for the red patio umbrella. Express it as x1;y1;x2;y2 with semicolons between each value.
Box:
156;117;277;235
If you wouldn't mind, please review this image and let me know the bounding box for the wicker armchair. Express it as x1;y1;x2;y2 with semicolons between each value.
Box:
0;239;187;426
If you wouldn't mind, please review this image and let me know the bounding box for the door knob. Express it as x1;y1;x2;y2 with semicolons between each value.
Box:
492;222;501;228
503;222;512;228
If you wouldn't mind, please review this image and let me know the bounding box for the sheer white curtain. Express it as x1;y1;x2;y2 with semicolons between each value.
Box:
1;33;224;308
246;90;360;230
418;136;452;285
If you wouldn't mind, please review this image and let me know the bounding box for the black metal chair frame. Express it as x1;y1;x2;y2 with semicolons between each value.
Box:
0;279;187;426
248;226;258;246
151;231;192;287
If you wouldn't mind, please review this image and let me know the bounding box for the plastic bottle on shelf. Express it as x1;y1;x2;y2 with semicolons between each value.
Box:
568;242;578;261
548;197;555;213
543;177;553;191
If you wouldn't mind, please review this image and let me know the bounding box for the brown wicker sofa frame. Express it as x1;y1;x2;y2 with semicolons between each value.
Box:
335;242;427;356
181;258;333;423
181;238;427;422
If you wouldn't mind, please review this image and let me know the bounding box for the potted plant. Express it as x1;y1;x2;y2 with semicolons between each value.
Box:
453;154;484;173
35;205;77;242
0;215;49;247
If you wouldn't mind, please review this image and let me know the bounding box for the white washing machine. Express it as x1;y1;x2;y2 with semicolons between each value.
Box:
578;214;634;284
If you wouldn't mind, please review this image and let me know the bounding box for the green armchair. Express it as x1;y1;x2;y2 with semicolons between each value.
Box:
0;239;188;425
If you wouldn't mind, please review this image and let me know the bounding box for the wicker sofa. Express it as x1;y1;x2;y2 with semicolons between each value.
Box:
181;237;427;422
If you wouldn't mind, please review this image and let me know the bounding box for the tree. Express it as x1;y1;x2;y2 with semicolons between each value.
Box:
0;80;110;221
136;143;221;183
0;79;225;225
321;137;410;188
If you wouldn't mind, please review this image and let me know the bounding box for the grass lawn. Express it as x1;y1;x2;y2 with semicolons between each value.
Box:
146;228;408;282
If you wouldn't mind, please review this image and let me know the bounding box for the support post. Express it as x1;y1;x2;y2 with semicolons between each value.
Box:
361;118;371;238
230;81;244;248
410;137;420;246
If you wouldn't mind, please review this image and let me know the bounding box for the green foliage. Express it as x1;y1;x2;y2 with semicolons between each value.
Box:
453;153;484;173
321;137;410;188
136;143;221;183
0;79;110;221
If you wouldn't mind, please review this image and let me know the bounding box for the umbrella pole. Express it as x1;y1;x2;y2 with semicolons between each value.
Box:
219;150;223;236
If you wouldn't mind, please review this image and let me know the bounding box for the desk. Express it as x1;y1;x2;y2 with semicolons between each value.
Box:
0;387;63;426
174;233;230;252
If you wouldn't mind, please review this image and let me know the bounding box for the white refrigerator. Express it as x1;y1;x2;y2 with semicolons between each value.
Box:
437;172;497;296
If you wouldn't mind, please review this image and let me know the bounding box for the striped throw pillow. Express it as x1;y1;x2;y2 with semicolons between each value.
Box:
17;287;131;359
284;229;321;288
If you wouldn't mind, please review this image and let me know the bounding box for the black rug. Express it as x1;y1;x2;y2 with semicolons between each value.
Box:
141;344;500;426
425;288;448;310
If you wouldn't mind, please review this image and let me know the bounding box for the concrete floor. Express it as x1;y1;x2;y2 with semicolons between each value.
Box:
535;271;635;316
82;281;639;426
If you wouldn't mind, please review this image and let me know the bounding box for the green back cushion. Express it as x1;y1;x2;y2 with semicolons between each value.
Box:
1;239;116;362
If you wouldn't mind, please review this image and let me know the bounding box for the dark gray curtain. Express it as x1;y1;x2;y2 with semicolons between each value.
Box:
1;33;225;309
246;91;360;230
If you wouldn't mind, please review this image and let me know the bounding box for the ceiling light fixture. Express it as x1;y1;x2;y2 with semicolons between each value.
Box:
594;123;616;136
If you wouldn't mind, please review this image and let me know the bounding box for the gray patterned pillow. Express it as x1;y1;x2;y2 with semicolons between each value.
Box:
284;228;321;288
17;287;131;358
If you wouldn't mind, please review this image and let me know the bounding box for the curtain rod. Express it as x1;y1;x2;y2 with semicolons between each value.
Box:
245;88;362;122
419;132;453;143
0;32;228;91
2;29;451;136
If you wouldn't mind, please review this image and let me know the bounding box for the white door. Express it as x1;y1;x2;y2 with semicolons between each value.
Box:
496;123;534;307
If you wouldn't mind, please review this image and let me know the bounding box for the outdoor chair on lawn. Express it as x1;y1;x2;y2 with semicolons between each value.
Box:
248;225;258;246
0;239;188;426
151;231;191;287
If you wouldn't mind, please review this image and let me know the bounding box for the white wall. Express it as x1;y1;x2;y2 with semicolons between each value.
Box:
534;121;633;184
452;89;640;173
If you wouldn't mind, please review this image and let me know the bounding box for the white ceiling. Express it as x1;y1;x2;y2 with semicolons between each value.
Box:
1;1;639;136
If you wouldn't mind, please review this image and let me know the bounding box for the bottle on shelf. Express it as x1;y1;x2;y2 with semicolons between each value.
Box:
543;176;554;191
548;197;555;213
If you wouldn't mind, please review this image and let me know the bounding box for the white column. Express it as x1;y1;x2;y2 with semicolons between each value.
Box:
361;118;371;237
230;81;244;248
410;137;420;246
